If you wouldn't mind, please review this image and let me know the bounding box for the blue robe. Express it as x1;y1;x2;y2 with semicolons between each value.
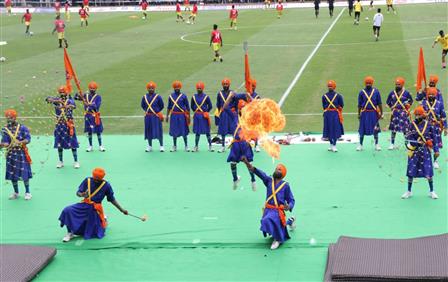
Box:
255;168;295;243
216;90;238;135
83;92;103;134
227;125;253;163
405;120;437;178
52;97;79;149
168;92;190;138
1;124;32;181
191;93;212;135
386;89;413;133
421;98;446;149
358;87;382;136
141;93;164;140
322;91;344;139
59;177;116;240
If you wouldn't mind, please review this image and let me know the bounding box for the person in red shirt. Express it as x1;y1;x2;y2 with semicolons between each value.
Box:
184;0;190;11
229;5;238;30
64;1;71;21
276;1;283;18
175;2;185;23
79;4;89;27
4;0;12;16
55;1;61;16
83;0;89;12
21;9;32;35
140;0;148;20
188;2;198;24
210;24;223;62
52;15;68;48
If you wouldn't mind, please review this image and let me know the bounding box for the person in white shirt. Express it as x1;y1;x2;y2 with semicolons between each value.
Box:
372;8;384;41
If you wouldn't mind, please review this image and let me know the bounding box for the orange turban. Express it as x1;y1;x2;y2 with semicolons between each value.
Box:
196;81;205;90
146;81;157;90
221;78;231;86
276;164;287;179
172;80;182;90
4;109;17;119
92;167;106;180
395;77;405;86
364;76;374;85
327;80;336;89
88;81;98;90
414;105;426;117
429;75;439;84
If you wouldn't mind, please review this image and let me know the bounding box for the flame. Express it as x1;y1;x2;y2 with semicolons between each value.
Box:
239;99;285;159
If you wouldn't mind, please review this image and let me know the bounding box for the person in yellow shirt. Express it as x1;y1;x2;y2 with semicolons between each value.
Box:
353;0;362;25
386;0;396;14
432;30;448;69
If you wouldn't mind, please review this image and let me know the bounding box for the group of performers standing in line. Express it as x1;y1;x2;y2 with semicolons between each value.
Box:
1;74;445;249
322;75;446;199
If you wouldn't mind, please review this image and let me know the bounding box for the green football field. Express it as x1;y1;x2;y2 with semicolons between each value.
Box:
1;4;447;134
0;4;448;282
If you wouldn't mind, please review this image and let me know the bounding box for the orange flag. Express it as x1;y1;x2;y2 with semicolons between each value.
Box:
244;42;252;94
416;47;427;92
63;48;82;94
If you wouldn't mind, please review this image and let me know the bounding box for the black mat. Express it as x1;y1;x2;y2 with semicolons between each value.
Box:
324;234;448;282
0;245;56;282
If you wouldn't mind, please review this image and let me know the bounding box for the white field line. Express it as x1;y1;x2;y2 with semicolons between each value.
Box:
278;8;345;108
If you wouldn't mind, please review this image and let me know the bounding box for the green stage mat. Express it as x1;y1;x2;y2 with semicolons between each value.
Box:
1;134;446;281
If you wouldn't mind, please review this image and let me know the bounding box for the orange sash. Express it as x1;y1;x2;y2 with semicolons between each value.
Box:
82;178;107;228
83;198;107;228
67;120;75;136
265;203;286;227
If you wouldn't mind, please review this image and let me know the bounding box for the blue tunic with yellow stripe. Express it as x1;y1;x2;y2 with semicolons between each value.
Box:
358;87;382;136
191;93;213;135
322;91;344;139
216;90;238;135
141;93;164;140
386;89;412;133
405;120;437;178
168;92;190;138
52;97;79;149
82;92;103;134
1;124;32;181
421;98;446;149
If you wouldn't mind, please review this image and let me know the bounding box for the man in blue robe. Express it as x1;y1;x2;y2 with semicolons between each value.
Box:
1;109;33;200
386;77;413;150
141;81;165;152
322;80;344;152
166;80;190;152
357;76;383;151
241;157;296;250
75;81;105;152
46;86;80;169
402;106;439;199
59;168;128;242
191;81;213;152
216;78;238;153
421;87;447;170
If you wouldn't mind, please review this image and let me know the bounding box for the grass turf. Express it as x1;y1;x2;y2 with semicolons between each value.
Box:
1;4;446;134
0;135;447;281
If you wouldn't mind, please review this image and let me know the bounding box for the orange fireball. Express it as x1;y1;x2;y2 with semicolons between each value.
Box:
239;99;286;159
